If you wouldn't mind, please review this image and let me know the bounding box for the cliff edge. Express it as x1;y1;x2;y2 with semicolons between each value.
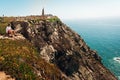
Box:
0;15;117;80
10;16;117;80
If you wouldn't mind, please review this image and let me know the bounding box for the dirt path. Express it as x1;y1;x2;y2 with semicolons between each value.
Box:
0;72;15;80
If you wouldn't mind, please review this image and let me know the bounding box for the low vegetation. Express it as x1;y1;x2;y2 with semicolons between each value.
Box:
47;16;61;22
0;39;62;80
0;17;14;35
0;22;8;35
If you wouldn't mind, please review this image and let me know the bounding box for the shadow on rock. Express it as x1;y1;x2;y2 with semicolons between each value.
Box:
55;52;79;76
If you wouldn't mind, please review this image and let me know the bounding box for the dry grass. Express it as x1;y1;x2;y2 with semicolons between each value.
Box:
0;39;62;80
0;17;15;35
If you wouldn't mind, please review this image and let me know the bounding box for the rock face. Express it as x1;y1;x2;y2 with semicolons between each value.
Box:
11;18;117;80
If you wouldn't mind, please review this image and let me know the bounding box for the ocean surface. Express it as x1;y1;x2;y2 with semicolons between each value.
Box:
64;19;120;79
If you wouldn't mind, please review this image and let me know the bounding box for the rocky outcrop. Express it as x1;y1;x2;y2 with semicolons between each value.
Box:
11;18;117;80
0;34;25;40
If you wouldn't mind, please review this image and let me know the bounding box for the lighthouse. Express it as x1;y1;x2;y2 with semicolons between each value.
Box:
42;8;44;16
42;8;45;20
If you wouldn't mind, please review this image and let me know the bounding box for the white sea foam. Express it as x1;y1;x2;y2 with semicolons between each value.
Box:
117;76;120;80
113;57;120;63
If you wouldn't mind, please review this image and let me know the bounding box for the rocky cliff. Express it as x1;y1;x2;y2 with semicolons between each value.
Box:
10;16;117;80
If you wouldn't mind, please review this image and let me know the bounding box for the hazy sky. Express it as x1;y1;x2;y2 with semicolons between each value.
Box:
0;0;120;20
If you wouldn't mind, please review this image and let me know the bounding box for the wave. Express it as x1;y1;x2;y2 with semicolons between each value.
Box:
113;57;120;63
118;76;120;80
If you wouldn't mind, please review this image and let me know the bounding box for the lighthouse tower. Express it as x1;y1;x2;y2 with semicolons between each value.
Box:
42;8;44;16
42;8;45;20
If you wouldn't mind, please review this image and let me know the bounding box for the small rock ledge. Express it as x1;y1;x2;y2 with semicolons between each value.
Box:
0;34;25;40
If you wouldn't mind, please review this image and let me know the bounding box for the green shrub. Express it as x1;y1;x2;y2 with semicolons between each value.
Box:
47;16;60;23
0;39;63;80
0;40;38;80
0;17;2;22
0;23;7;35
0;17;16;35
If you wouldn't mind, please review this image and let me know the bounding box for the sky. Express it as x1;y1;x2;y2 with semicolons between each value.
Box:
0;0;120;20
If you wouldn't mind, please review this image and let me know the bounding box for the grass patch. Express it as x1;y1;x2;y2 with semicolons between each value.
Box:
0;23;8;35
0;17;15;35
47;16;60;23
0;39;62;80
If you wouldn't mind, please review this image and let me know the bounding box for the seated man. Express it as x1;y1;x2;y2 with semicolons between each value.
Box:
6;23;15;37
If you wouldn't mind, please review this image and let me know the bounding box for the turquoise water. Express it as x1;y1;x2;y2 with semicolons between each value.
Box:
64;20;120;79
